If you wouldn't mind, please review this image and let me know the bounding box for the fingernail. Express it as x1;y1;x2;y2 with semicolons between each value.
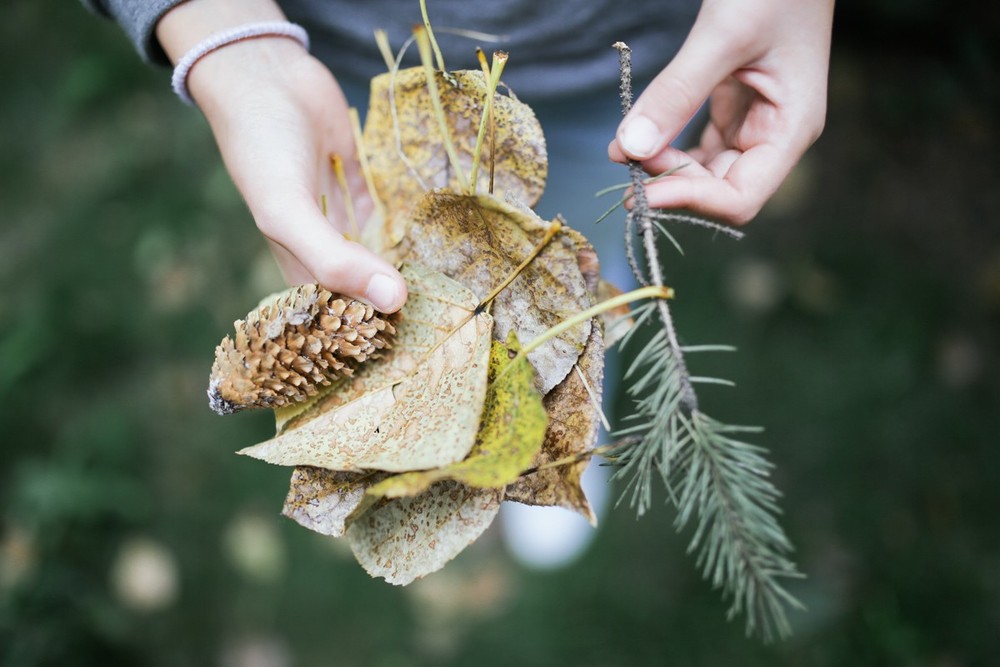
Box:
366;273;402;312
620;114;661;158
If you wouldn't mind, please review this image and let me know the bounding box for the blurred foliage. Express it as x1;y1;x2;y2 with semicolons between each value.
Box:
2;1;999;666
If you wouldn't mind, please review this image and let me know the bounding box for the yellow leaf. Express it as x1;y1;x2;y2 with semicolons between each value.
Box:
367;332;547;498
238;264;493;472
504;323;605;525
362;68;547;242
347;481;502;586
399;191;594;394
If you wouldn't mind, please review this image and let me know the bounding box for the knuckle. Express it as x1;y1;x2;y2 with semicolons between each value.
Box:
655;75;700;118
251;200;289;240
703;7;757;54
808;114;827;144
732;207;756;225
726;196;759;226
248;186;314;241
253;214;278;239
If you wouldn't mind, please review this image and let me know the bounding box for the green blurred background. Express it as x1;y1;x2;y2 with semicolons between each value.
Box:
2;1;998;665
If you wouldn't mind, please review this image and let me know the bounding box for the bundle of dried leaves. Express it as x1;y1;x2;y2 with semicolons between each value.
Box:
209;26;605;586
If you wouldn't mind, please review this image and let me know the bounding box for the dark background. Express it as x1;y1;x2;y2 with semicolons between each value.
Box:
2;1;998;665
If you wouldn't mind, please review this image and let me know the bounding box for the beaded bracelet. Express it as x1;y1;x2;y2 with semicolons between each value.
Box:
170;21;310;106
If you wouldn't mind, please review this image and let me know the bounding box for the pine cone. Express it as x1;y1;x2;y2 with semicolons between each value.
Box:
208;285;396;415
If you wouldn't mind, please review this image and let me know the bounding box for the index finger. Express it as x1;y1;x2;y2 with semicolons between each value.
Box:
641;142;791;224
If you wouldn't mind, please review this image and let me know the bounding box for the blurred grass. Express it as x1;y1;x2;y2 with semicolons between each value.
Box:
2;1;999;666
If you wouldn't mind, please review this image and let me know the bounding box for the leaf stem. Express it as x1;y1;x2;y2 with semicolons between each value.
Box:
519;438;644;477
518;284;673;359
469;50;507;195
330;154;360;240
415;26;468;192
476;218;564;312
575;364;610;431
348;107;387;228
471;48;491;198
374;29;395;71
519;443;618;477
419;0;446;71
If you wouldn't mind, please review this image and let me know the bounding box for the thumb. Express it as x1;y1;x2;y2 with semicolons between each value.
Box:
615;17;745;160
255;192;408;313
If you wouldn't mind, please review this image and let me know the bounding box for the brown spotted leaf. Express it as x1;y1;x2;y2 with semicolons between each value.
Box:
347;481;502;585
504;323;605;524
572;229;601;296
282;467;387;537
238;264;492;472
595;279;636;348
569;231;632;347
366;333;547;498
362;67;547;243
399;191;593;394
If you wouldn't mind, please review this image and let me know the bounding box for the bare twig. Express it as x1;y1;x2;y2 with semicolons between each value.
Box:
614;41;697;412
624;208;648;286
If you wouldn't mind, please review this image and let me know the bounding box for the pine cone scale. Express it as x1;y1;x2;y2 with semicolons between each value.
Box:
208;286;397;415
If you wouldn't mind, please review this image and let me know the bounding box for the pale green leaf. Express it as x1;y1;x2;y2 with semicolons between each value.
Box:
504;323;604;524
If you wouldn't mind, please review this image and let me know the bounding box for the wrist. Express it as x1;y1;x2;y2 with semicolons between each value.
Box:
184;33;312;110
156;0;288;62
157;0;311;108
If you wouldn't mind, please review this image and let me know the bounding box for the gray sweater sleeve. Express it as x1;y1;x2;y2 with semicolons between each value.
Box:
81;0;187;65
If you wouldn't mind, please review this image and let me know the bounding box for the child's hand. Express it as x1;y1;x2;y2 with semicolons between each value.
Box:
158;1;407;313
609;0;835;224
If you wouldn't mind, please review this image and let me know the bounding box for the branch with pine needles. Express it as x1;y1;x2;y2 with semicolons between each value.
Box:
609;41;803;642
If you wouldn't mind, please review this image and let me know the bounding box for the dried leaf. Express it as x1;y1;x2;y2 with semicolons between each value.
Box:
572;230;601;296
239;265;493;472
595;279;635;348
504;323;605;524
566;228;632;347
216;29;616;587
347;481;502;585
399;191;593;394
368;333;547;498
362;67;547;242
281;467;386;537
